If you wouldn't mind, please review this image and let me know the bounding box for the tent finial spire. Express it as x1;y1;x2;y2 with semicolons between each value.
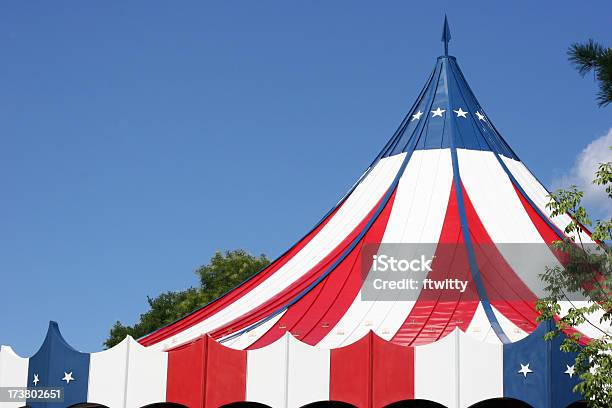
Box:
441;14;451;56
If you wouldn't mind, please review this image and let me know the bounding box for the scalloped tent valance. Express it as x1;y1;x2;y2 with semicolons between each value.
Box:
0;320;584;408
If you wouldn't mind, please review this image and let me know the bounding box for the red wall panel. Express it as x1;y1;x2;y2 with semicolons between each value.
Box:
167;336;246;408
331;332;414;408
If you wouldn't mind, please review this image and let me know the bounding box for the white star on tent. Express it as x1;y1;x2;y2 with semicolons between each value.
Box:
62;372;75;384
431;107;445;117
411;110;423;121
565;364;576;378
518;363;533;378
475;111;486;121
453;108;468;118
32;374;39;386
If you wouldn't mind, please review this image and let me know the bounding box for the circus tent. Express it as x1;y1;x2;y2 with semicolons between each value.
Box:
0;19;606;408
137;19;601;351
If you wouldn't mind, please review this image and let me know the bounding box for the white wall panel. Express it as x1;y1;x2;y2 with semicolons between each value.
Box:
89;337;168;408
459;331;503;406
414;330;458;408
286;335;330;407
88;338;129;408
0;346;28;408
246;334;330;408
125;338;168;408
246;334;287;407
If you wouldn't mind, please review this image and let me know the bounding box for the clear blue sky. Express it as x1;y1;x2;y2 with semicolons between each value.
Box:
1;1;610;355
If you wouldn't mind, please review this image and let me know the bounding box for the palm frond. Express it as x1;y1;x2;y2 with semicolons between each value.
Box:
568;39;612;107
568;39;605;76
597;81;612;107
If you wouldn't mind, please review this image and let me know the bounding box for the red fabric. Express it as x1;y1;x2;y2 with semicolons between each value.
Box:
204;337;247;408
330;331;414;408
393;182;478;345
166;336;246;407
166;338;205;408
372;334;414;407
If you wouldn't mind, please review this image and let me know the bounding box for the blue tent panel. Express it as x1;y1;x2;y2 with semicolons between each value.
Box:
26;321;90;408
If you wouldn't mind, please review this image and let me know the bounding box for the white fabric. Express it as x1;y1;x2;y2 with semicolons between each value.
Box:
0;346;28;408
89;336;168;408
88;337;130;408
559;300;611;340
459;330;504;406
500;156;594;244
125;338;168;408
414;329;503;408
246;333;330;408
414;330;459;407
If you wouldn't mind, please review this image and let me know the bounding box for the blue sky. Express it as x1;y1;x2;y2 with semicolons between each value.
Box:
1;1;610;355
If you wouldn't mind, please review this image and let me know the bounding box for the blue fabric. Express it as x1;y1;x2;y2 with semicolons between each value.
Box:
503;320;582;408
26;321;90;408
381;56;519;160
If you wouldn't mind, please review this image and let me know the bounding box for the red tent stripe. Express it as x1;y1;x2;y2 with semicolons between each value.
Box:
330;331;414;407
166;336;246;407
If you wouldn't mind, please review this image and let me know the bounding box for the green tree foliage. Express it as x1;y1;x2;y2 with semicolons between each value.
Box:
104;250;270;348
536;156;612;407
568;39;612;107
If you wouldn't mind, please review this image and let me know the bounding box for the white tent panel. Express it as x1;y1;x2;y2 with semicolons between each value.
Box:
246;333;330;408
124;338;168;408
0;346;28;408
246;334;287;407
414;330;458;408
459;331;503;406
286;335;330;408
87;337;129;407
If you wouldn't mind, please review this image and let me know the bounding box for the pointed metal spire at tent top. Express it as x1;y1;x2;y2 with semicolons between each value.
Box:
441;15;451;56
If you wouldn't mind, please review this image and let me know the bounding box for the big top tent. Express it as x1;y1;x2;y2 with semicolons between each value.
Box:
0;18;608;408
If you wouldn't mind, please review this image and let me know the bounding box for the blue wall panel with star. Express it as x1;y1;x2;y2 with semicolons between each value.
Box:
503;320;582;408
26;321;90;408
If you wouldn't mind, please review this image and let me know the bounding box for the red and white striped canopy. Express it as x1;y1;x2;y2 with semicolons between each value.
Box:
138;49;603;354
